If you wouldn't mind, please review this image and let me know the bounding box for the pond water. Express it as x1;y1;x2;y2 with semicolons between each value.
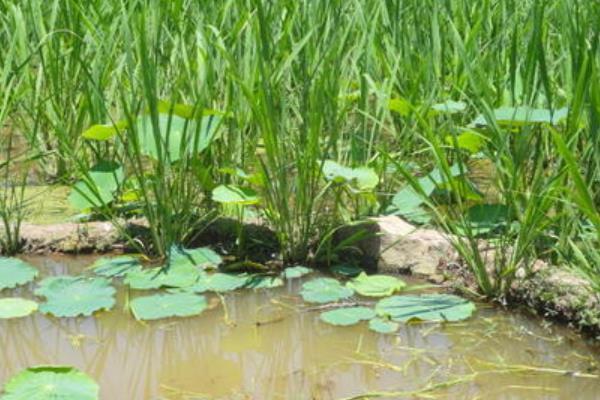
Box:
1;255;600;399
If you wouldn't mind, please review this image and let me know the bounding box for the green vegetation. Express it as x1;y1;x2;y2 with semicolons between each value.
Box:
0;0;598;302
0;366;99;400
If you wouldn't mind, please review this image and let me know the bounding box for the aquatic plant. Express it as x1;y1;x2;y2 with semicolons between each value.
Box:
0;366;98;400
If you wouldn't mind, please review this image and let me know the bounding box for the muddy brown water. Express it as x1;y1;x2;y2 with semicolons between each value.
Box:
1;255;600;399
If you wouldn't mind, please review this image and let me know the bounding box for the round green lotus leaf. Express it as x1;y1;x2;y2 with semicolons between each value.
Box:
300;278;354;304
244;275;284;289
35;276;116;317
375;294;476;322
130;293;208;321
124;264;199;290
347;272;406;297
168;246;222;269
205;273;249;292
90;256;141;278
0;298;38;319
320;306;375;326
1;365;99;400
282;266;312;279
0;258;38;291
368;317;399;334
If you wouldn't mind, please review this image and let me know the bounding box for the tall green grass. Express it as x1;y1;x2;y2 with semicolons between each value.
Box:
0;0;598;292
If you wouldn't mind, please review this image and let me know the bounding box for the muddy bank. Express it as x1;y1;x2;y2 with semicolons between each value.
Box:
14;215;600;338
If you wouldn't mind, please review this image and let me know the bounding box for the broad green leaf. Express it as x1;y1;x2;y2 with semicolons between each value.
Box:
282;266;312;279
90;256;141;278
322;161;379;191
464;204;510;235
375;294;476;322
1;366;98;400
130;293;208;321
445;130;486;153
320;306;375;326
35;276;116;317
135;114;220;162
244;275;284;289
470;106;568;127
212;185;259;205
431;100;467;114
300;278;354;304
388;98;412;116
168;246;222;269
347;272;406;297
124;264;199;290
204;273;249;292
0;298;38;319
68;161;124;210
81;120;127;141
390;186;425;216
330;264;363;278
178;272;249;293
157;100;197;119
368;317;399;334
0;258;38;291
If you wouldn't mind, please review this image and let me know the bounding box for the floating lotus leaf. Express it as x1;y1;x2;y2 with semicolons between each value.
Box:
347;273;406;297
169;246;222;269
176;272;250;293
90;256;141;278
1;365;98;400
320;306;375;326
282;266;312;279
204;273;249;292
35;276;116;317
244;275;284;289
0;298;38;319
124;264;199;290
368;317;399;334
130;293;208;321
375;294;476;322
300;278;354;304
330;264;363;278
0;258;38;291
